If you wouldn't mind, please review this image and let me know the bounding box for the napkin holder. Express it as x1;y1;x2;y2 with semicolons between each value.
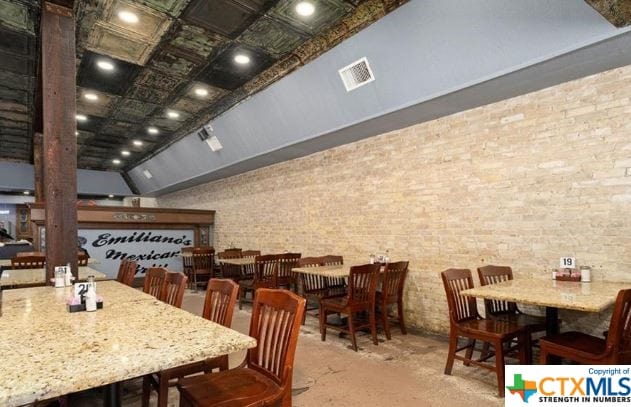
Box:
554;268;581;282
67;298;103;313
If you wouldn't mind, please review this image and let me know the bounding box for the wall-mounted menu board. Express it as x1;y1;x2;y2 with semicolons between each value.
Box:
29;204;214;279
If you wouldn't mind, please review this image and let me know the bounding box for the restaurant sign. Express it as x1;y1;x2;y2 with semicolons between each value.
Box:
78;229;193;279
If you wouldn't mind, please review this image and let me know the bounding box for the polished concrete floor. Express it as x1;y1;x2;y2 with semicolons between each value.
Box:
72;289;505;406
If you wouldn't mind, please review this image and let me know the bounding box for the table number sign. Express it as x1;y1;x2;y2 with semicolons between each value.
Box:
74;282;96;298
559;257;575;269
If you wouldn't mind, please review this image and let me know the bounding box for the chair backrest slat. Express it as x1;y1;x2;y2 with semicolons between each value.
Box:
11;255;46;269
254;254;280;287
348;263;380;305
382;261;409;300
116;259;137;286
441;268;478;323
477;265;518;316
321;255;345;288
144;267;168;298
298;257;327;293
247;288;305;385
277;253;301;285
160;272;188;308
192;247;214;276
203;279;239;326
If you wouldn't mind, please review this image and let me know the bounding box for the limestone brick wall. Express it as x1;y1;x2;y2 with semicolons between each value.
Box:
158;66;631;335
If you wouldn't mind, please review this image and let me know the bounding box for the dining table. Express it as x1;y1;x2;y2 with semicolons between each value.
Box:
217;257;256;266
460;278;631;336
0;280;256;407
0;266;108;287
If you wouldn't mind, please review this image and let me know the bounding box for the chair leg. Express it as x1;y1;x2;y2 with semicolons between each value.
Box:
238;286;244;310
523;334;532;365
157;372;169;407
495;339;506;398
141;375;151;407
463;339;475;366
540;346;549;365
381;303;391;340
320;306;327;342
444;329;458;375
369;308;378;345
397;298;407;335
348;312;358;352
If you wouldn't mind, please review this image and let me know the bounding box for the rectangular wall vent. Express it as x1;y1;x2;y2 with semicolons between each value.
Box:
338;57;375;92
142;169;153;179
205;136;223;152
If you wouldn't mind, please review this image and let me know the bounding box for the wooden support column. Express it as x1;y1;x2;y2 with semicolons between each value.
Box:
33;132;44;202
41;2;78;281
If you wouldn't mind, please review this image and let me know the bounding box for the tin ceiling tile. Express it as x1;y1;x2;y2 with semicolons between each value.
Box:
169;24;226;59
86;22;157;66
0;0;34;34
136;0;191;17
104;0;173;41
127;84;172;104
198;44;276;90
76;88;121;117
112;98;159;123
134;68;185;91
239;16;307;58
270;0;352;35
149;47;202;77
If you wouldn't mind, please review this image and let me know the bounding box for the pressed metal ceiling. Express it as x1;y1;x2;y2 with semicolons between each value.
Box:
0;0;407;172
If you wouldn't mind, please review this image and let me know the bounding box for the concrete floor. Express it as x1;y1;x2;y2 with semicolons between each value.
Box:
73;289;505;406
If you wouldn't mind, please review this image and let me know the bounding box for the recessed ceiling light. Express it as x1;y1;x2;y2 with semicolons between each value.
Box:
118;10;139;24
166;110;180;119
112;159;121;165
147;127;159;135
76;114;87;121
234;54;250;65
108;194;115;198
96;60;114;71
121;150;130;156
84;93;98;101
295;1;315;17
133;139;143;146
23;190;30;195
194;87;208;97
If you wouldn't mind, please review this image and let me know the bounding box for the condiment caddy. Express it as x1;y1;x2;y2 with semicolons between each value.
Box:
66;276;104;312
552;257;592;282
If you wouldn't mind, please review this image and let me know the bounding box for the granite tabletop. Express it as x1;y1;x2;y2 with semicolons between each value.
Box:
0;281;256;407
292;265;354;278
0;258;99;267
461;278;631;312
0;266;107;287
217;257;256;266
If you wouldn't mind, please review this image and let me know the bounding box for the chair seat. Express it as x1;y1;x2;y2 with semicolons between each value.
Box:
540;331;607;358
239;279;254;288
178;367;282;407
327;286;348;297
491;312;546;332
459;318;525;339
320;296;348;311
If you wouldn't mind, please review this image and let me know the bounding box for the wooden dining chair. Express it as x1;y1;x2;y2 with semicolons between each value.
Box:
240;250;261;280
217;250;243;281
321;254;347;294
142;279;239;407
181;246;194;287
441;268;528;397
77;253;89;266
376;261;409;339
540;288;631;365
320;263;381;351
160;272;188;308
178;288;306;407
116;259;137;286
238;254;279;309
296;257;327;324
277;252;301;290
11;255;46;269
144;267;168;298
477;265;545;361
191;247;214;292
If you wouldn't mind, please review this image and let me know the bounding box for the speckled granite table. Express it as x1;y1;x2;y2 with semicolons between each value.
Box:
292;265;354;278
0;281;256;407
217;257;256;266
0;266;107;287
461;278;631;335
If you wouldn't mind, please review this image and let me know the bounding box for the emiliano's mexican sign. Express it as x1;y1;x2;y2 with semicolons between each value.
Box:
78;229;194;279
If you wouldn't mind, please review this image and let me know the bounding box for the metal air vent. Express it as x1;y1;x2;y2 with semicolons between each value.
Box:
338;57;375;92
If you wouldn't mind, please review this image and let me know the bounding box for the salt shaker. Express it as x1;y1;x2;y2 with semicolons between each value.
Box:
85;283;97;312
580;266;591;283
384;250;390;264
54;266;65;288
64;264;73;286
369;254;375;264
